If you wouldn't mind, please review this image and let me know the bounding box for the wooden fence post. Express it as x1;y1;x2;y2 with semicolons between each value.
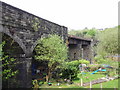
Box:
81;78;83;86
100;83;102;90
90;81;92;88
114;86;116;90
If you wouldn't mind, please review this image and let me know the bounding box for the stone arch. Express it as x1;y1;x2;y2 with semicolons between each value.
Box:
31;33;49;53
31;39;39;54
2;32;27;88
1;31;26;54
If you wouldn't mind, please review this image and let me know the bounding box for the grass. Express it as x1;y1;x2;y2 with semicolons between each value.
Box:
38;71;107;88
86;78;119;88
34;70;118;88
73;71;106;84
39;83;84;88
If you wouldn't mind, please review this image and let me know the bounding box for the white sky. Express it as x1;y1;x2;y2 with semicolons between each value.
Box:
1;0;119;30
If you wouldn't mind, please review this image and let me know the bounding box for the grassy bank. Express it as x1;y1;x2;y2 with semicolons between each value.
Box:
86;78;119;88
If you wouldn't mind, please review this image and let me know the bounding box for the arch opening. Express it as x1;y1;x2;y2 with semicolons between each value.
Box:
2;33;26;88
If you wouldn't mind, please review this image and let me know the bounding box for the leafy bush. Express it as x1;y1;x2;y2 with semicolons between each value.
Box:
78;59;90;65
61;59;90;79
94;55;106;64
61;60;79;79
94;55;118;69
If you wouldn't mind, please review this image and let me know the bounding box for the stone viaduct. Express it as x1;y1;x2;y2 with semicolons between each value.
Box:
0;1;92;88
68;35;92;61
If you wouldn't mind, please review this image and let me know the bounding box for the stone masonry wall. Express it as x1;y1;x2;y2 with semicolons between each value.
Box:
0;1;68;56
0;1;68;88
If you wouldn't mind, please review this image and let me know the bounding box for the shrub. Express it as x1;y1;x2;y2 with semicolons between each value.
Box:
60;60;79;79
60;59;90;79
61;60;80;79
94;55;118;69
78;59;90;65
94;55;106;64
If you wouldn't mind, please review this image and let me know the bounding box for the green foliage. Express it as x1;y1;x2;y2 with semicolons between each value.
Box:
64;59;89;71
86;29;96;37
32;17;40;32
32;79;39;88
0;42;18;81
65;60;80;71
78;59;90;65
94;55;118;69
61;60;79;79
35;34;68;67
69;28;98;39
66;60;79;67
2;55;18;80
34;35;68;80
88;79;119;88
94;55;106;64
69;26;118;61
68;30;84;37
62;59;90;79
0;41;5;57
61;59;89;79
96;27;118;57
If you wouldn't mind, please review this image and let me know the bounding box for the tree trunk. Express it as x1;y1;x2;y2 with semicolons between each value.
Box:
46;69;51;82
46;75;48;82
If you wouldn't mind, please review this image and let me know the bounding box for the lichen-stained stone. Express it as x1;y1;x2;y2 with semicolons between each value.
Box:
0;1;92;88
0;1;68;88
1;1;68;55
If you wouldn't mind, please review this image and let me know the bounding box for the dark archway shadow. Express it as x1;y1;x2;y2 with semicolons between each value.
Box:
2;33;26;88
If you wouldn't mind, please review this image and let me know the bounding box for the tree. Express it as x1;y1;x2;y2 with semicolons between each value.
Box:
69;28;98;39
84;29;98;38
34;35;68;82
96;26;118;57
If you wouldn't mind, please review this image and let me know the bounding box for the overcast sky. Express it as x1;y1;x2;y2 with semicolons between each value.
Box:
1;0;119;30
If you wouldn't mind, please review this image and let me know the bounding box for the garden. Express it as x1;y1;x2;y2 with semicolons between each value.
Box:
1;26;119;89
31;26;119;89
32;59;119;89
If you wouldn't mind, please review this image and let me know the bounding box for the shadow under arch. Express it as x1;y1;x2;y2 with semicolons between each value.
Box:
2;33;25;55
1;32;28;88
1;32;26;54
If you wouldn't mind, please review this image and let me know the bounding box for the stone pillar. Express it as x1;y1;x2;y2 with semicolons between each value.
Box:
86;45;91;60
17;55;32;88
78;44;82;60
90;39;94;64
25;56;32;88
0;33;2;90
0;1;2;89
81;48;84;59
